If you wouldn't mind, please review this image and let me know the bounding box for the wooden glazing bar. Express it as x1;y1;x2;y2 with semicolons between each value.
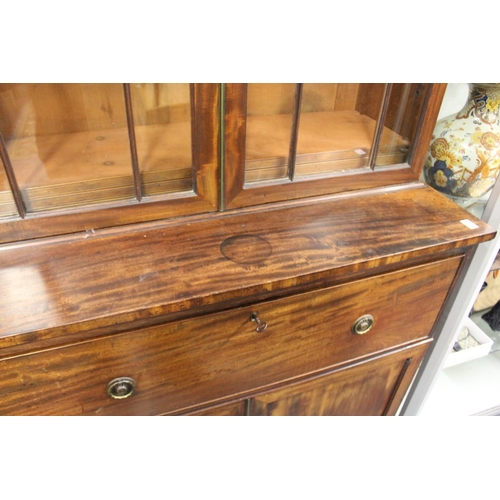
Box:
288;83;303;181
123;83;143;202
190;83;197;194
368;83;393;170
0;132;26;218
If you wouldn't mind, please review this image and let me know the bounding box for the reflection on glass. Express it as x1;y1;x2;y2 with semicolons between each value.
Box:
295;83;387;177
243;83;421;184
0;83;134;212
0;165;17;217
374;83;429;168
130;83;193;196
245;83;296;182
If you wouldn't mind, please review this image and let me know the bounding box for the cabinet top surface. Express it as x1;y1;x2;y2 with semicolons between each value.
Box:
0;184;495;347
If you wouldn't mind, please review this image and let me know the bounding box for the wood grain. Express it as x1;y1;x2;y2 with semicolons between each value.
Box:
0;84;127;139
0;185;494;351
0;258;454;415
0;82;478;418
248;342;428;416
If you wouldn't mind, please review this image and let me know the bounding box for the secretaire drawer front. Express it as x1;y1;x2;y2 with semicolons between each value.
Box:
0;257;460;415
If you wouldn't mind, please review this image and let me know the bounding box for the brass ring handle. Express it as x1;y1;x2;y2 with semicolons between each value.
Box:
250;312;268;332
352;314;375;335
106;377;136;399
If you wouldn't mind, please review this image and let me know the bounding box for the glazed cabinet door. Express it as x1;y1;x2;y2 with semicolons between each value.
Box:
0;83;219;243
247;343;429;416
223;83;446;209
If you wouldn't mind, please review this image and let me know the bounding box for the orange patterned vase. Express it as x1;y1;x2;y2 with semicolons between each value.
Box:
424;83;500;207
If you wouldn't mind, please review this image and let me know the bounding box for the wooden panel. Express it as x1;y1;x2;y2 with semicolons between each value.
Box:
246;84;297;115
130;83;191;125
249;342;428;416
0;258;460;415
333;84;359;111
355;83;386;120
0;185;493;350
247;84;346;116
384;84;427;140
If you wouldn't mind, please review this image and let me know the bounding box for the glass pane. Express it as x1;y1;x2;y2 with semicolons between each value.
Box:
130;83;193;196
245;83;296;183
0;83;134;212
294;83;386;177
374;83;429;167
0;165;17;217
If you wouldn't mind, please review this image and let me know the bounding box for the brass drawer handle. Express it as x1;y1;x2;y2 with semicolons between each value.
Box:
107;377;136;399
352;314;375;335
250;312;268;332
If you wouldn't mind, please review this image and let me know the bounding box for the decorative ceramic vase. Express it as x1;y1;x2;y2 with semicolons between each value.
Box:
424;83;500;207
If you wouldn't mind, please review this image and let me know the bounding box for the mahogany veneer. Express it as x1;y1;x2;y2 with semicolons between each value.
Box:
0;83;495;416
0;184;495;415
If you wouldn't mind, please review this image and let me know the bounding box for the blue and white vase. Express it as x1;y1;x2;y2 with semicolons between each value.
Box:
424;83;500;207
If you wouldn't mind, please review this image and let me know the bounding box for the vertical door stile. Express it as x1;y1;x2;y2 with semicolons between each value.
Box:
219;83;226;211
241;83;249;186
368;83;393;170
406;83;435;169
222;84;248;208
288;83;303;181
123;83;143;202
0;131;26;218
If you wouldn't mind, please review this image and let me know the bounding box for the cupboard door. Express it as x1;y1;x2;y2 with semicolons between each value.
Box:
223;83;446;209
248;343;428;416
0;83;219;243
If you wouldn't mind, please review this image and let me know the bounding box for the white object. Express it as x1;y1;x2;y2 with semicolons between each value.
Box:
444;316;493;368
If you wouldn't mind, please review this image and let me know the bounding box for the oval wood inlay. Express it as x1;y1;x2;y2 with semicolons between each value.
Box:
220;234;272;265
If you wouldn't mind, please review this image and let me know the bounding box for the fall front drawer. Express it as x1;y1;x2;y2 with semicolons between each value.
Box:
0;257;461;415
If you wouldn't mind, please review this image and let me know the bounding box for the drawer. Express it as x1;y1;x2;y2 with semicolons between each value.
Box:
0;257;460;415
